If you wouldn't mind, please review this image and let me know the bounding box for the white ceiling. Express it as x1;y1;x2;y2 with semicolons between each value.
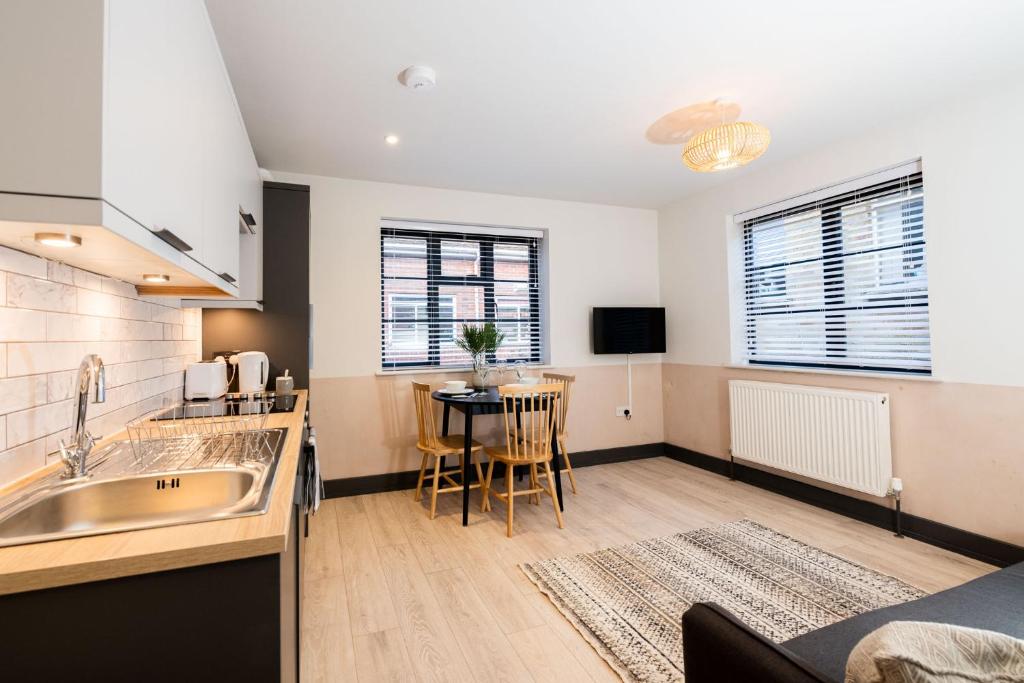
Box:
205;0;1024;209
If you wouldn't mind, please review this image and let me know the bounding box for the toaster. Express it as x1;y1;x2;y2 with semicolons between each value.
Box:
184;358;229;400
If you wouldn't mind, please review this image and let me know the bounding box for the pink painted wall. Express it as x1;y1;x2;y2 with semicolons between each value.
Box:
662;363;1024;546
311;362;663;479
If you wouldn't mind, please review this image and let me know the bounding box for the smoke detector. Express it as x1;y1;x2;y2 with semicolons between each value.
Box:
399;65;436;91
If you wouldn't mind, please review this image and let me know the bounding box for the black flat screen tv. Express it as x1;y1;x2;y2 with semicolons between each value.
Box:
592;307;666;354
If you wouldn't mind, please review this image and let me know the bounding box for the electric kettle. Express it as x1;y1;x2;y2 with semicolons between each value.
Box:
235;351;269;394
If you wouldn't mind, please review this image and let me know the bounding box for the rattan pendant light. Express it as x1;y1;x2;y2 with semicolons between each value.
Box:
682;120;771;173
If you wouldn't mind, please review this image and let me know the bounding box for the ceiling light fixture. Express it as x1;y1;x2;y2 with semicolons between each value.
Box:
682;119;771;173
384;134;400;145
34;232;82;248
142;274;170;283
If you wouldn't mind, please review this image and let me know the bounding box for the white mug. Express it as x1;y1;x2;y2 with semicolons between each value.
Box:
444;380;467;392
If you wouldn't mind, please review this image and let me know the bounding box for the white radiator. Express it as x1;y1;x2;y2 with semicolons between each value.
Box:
728;380;893;497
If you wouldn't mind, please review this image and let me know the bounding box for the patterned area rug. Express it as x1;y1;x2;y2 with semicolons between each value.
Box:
521;519;925;682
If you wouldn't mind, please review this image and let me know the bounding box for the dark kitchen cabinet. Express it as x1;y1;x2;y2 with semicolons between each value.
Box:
0;446;307;683
203;182;311;390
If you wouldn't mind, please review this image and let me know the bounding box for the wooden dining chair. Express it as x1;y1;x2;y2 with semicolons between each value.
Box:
481;383;565;537
542;372;578;494
411;382;486;520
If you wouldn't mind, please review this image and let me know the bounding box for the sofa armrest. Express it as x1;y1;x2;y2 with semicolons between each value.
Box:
682;603;833;683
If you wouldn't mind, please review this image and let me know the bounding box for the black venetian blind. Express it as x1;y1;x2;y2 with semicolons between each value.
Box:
743;170;930;373
380;223;542;369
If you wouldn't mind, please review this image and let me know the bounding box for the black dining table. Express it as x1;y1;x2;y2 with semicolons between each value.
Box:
431;387;565;526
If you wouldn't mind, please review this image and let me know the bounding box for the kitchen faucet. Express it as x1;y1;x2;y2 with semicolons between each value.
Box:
59;354;106;479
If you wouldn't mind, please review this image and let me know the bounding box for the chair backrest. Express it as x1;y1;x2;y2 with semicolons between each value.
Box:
411;382;440;451
497;383;562;462
542;372;575;435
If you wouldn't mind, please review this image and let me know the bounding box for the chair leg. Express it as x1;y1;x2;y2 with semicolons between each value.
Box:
562;438;578;495
473;452;485;492
482;459;494;512
529;464;540;505
543;461;564;529
414;453;428;501
429;455;442;520
506;463;515;538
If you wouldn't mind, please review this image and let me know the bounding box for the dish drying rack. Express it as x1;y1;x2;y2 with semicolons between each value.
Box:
126;400;276;468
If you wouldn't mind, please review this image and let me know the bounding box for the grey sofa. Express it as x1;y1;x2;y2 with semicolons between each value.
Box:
682;561;1024;682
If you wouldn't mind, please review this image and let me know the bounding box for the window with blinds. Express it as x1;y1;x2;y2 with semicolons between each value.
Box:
380;223;543;369
742;169;929;373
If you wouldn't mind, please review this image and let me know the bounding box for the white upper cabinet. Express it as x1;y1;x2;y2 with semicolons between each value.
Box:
0;0;258;296
196;8;242;284
105;0;206;263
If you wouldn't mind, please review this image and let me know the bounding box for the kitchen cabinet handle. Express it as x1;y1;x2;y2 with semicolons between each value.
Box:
238;209;256;235
153;227;193;252
219;272;237;284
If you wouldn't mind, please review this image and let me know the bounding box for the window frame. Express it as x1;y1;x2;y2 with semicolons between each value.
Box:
380;227;542;370
740;171;929;375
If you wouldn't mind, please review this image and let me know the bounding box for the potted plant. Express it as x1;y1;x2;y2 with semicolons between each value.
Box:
455;323;506;389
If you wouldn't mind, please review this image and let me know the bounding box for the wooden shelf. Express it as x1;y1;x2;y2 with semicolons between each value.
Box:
136;284;233;297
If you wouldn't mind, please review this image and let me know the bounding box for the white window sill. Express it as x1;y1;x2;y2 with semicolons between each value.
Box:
376;363;552;377
724;363;942;383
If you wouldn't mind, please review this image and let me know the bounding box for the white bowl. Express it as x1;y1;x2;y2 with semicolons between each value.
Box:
444;380;467;392
521;377;540;385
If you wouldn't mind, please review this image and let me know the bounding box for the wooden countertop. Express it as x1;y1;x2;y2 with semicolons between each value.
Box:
0;390;308;596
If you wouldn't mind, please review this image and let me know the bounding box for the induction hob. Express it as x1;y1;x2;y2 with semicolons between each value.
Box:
155;391;299;420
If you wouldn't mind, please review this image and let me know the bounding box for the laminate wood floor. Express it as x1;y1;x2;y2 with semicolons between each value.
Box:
300;456;994;682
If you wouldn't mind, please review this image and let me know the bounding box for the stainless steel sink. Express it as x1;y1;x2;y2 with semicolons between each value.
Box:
0;428;286;548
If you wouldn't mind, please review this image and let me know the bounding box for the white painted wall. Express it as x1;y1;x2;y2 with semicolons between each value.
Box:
658;79;1024;387
268;172;661;379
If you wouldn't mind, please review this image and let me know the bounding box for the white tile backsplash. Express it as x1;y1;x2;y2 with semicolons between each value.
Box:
104;361;138;388
0;375;49;414
0;308;47;342
77;287;122;318
136;358;166;381
0;248;201;485
119;296;152;321
100;277;138;299
0;245;47;279
45;370;77;403
46;312;104;342
151;306;182;325
0;438;46;484
72;267;101;291
6;400;75;448
7;341;87;376
46;260;74;285
6;273;76;314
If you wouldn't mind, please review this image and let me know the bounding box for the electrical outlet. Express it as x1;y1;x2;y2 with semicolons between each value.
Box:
616;406;631;417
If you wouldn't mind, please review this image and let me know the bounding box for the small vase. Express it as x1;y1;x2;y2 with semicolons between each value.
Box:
472;354;491;389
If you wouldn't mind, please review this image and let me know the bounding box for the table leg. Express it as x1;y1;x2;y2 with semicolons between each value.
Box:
551;424;564;511
462;410;473;526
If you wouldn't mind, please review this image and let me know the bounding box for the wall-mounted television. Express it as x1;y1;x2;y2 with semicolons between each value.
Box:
592;307;666;354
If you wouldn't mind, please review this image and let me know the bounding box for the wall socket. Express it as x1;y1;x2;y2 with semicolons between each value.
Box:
616;406;631;417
